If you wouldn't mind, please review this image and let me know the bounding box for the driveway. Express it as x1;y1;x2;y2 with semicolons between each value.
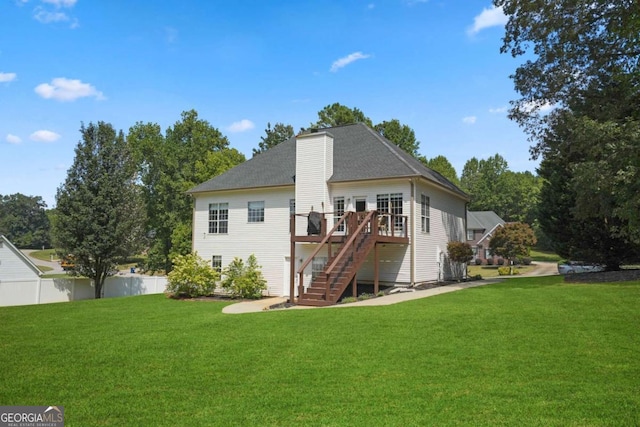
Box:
520;261;558;277
21;250;64;273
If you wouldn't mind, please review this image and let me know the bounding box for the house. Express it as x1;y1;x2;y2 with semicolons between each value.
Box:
0;235;42;281
188;123;469;305
466;211;505;264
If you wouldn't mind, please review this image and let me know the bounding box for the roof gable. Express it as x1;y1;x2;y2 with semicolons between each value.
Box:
0;235;43;277
188;123;467;199
467;211;505;231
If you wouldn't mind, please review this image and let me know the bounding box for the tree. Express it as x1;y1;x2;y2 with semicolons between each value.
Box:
494;170;541;223
128;110;239;273
459;154;541;224
53;122;144;298
460;154;508;212
374;119;420;157
447;241;473;280
253;122;294;156
166;252;219;298
497;0;640;263
421;155;460;187
310;103;373;129
0;193;51;248
489;223;537;275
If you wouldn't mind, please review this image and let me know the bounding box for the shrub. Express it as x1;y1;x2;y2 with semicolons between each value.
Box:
447;241;474;280
221;254;267;299
497;258;505;265
340;296;357;304
166;252;219;298
475;258;483;265
487;258;494;265
522;257;532;265
498;267;520;276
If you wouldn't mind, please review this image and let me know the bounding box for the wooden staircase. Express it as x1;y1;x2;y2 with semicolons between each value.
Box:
298;211;377;306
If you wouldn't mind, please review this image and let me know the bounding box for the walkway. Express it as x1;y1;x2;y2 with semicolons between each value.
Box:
223;261;560;315
223;279;503;314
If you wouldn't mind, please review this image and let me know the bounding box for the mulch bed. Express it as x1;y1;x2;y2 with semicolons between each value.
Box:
563;269;640;283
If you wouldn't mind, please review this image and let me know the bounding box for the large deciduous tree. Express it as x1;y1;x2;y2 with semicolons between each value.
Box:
496;0;640;266
310;104;425;159
128;110;243;273
421;155;460;187
0;193;50;248
310;103;373;129
374;119;420;157
253;122;294;156
53;122;144;298
460;154;541;224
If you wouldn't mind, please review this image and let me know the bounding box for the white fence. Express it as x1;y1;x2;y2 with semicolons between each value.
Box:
0;275;168;307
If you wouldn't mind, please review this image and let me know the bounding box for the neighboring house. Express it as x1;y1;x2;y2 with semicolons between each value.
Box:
0;235;42;281
466;211;505;264
188;123;469;305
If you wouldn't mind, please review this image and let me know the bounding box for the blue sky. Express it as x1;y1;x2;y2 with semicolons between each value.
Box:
1;0;537;207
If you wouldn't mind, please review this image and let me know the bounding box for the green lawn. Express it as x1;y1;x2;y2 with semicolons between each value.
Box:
1;276;639;426
530;248;563;263
467;264;534;278
29;248;59;262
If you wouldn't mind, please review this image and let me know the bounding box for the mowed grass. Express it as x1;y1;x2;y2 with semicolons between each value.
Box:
1;277;639;426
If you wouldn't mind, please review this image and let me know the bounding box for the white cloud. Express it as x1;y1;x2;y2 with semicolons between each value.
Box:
462;116;477;124
227;119;255;133
35;77;105;101
34;7;69;23
522;100;555;113
330;52;371;72
0;72;17;82
30;130;61;142
41;0;77;7
467;6;508;36
6;134;22;144
489;106;508;114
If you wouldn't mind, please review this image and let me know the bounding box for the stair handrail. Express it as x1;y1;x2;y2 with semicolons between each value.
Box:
324;210;376;276
297;211;352;276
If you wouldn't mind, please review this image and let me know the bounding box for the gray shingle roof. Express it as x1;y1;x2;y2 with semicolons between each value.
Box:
467;211;505;231
188;123;468;199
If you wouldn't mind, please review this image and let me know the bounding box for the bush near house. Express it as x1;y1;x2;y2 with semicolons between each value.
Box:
221;254;267;299
166;253;219;298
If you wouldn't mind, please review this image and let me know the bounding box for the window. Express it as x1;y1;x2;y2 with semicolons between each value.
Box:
333;196;345;231
377;193;403;231
312;257;327;281
467;229;474;240
248;201;265;223
421;194;430;233
211;256;222;273
289;199;295;215
208;203;228;234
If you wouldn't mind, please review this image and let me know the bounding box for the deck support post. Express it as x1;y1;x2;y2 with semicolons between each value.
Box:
374;243;379;295
290;214;296;303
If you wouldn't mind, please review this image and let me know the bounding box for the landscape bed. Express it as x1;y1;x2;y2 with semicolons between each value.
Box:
0;275;638;426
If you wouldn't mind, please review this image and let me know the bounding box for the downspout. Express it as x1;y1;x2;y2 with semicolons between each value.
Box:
410;178;416;286
464;202;469;280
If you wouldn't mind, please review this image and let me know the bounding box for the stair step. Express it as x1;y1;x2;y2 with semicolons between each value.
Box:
297;298;334;307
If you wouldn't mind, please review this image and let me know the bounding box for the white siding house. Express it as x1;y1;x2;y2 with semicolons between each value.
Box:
0;235;42;281
188;123;469;303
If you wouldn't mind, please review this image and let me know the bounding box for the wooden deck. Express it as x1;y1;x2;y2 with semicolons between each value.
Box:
290;211;409;306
